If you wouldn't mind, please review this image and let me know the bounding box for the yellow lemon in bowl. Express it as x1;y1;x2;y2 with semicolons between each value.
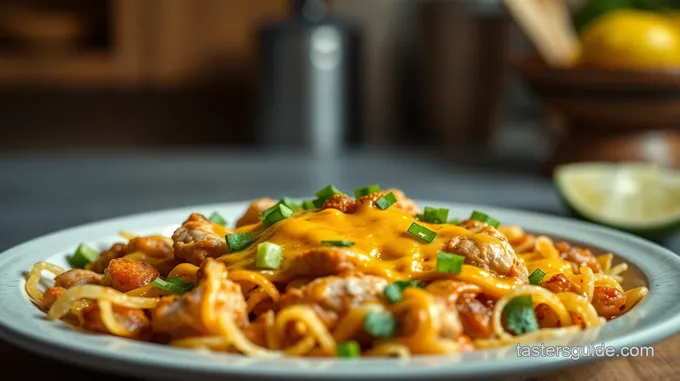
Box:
579;9;680;69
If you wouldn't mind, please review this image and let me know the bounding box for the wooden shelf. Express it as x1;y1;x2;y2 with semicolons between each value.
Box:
0;52;120;87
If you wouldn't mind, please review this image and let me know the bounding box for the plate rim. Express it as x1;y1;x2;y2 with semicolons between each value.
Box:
1;199;680;380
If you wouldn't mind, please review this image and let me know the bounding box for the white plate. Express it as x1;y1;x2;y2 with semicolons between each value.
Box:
1;201;679;381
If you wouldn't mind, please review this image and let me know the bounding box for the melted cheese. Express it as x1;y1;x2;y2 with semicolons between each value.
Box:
216;202;570;298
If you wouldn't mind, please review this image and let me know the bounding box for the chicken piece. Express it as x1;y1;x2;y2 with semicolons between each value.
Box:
541;274;576;294
591;286;626;319
445;220;528;282
236;198;276;227
456;294;494;339
151;259;248;339
54;269;103;289
555;241;602;273
88;243;127;274
101;258;160;292
285;247;363;278
322;194;356;213
425;280;491;339
127;235;174;258
81;304;151;340
172;213;227;266
42;287;66;310
278;272;388;327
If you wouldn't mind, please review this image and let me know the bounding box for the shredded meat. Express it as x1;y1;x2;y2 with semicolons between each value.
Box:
591;286;626;319
277;272;387;327
54;269;103;289
555;241;601;273
541;274;576;294
42;287;66;309
236;198;276;227
101;258;160;292
172;213;227;266
285;247;363;277
81;304;151;340
445;220;528;282
322;194;356;213
151;259;248;338
88;243;127;274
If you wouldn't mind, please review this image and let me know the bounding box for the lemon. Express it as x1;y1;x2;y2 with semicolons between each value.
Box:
554;163;680;238
579;9;680;69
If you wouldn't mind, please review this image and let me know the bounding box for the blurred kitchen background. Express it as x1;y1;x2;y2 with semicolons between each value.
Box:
0;0;551;164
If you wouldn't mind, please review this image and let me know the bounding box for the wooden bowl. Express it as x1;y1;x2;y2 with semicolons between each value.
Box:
515;54;680;171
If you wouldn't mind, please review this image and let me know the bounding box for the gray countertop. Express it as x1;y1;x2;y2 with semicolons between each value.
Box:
1;148;678;253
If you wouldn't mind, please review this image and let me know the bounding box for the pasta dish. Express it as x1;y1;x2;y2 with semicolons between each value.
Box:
25;186;648;358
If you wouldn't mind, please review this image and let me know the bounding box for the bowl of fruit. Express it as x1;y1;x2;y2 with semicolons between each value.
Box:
508;0;680;170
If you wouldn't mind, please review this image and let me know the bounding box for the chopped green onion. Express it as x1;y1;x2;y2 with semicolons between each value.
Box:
528;268;546;285
407;222;437;243
363;310;397;338
337;341;361;358
312;198;326;208
436;251;465;274
260;203;294;227
208;211;227;226
384;280;425;303
226;232;254;252
504;296;539;335
375;192;397;210
321;240;355;247
152;276;194;294
67;243;99;269
278;197;302;211
256;242;283;269
315;184;343;202
354;184;381;199
302;200;316;210
469;210;500;228
418;207;449;224
448;218;461;224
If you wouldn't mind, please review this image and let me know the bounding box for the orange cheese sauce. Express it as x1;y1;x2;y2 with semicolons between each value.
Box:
215;202;572;298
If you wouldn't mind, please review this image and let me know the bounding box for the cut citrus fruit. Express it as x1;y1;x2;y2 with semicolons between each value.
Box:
554;162;680;238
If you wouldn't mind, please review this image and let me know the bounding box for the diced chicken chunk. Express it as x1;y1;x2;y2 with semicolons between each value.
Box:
101;258;160;292
88;243;127;274
236;198;276;227
278;272;387;327
42;287;66;310
172;213;227;265
591;286;626;319
151;259;248;339
322;194;356;213
285;247;363;277
88;235;174;274
54;269;103;289
445;220;528;282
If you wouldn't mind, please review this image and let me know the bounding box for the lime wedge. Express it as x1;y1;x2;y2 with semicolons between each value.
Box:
554;162;680;238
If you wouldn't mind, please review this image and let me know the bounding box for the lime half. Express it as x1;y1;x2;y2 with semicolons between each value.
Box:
554;162;680;238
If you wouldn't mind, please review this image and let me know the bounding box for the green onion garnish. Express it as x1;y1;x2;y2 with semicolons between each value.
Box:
315;184;343;202
469;210;500;228
278;197;302;211
504;296;539;335
337;341;361;358
321;240;355;247
528;268;546;285
152;276;194;294
436;251;465;274
375;192;397;210
418;207;449;224
302;200;316;210
260;203;294;227
226;232;254;252
67;243;99;269
448;218;461;224
407;222;437;243
208;211;227;226
363;310;397;338
384;280;424;303
354;184;381;199
256;242;283;269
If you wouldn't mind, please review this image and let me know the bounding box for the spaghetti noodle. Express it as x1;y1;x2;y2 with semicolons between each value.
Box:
25;187;648;358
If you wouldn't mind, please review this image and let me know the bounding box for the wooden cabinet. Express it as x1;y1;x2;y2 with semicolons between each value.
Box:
0;0;288;88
